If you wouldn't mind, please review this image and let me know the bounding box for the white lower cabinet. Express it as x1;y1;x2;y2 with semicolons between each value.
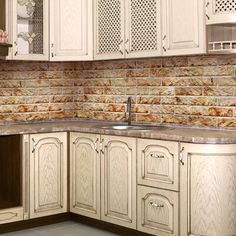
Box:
180;143;236;236
0;207;23;224
138;186;179;236
28;132;67;219
70;133;136;229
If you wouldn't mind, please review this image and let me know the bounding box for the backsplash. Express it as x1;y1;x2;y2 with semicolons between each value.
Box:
0;55;236;128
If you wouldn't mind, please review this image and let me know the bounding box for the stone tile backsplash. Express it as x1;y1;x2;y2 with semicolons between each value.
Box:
0;55;236;128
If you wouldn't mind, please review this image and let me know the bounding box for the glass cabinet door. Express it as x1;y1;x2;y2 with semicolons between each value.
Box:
13;0;48;60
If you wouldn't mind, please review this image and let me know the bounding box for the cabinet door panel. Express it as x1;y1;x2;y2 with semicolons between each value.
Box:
180;143;236;236
162;0;206;56
0;207;23;224
50;0;93;61
29;132;67;218
137;186;179;236
138;139;179;191
70;132;100;220
125;0;162;58
94;0;125;60
101;135;136;229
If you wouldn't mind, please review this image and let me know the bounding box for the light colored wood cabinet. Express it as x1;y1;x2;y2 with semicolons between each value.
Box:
70;132;100;220
0;207;24;224
137;186;179;236
137;139;179;191
180;143;236;236
50;0;93;61
101;135;136;229
162;0;206;56
29;132;67;219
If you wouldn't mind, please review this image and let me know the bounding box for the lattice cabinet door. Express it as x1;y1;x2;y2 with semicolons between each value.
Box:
11;0;49;60
29;132;67;219
206;0;236;24
180;143;236;236
94;0;125;60
162;0;206;56
125;0;162;58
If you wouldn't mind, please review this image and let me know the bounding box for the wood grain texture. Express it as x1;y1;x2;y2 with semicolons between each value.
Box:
70;132;100;220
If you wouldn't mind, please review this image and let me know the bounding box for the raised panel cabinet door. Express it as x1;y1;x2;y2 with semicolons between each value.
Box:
94;0;125;60
125;0;162;58
0;207;23;224
137;186;179;236
206;0;236;24
101;135;136;229
138;139;179;191
50;0;93;61
180;143;236;236
11;0;49;60
29;132;67;219
70;132;101;220
162;0;206;56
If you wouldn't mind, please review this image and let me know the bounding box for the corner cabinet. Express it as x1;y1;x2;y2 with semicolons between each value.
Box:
180;143;236;236
70;133;137;229
28;132;67;219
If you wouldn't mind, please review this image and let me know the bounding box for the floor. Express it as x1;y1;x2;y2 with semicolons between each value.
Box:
1;221;120;236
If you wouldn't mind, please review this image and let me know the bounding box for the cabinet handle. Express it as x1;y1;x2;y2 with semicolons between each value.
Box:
150;153;165;159
125;39;130;54
162;35;167;52
100;139;105;154
206;2;210;20
14;41;18;56
51;43;54;58
119;39;124;55
150;201;164;208
180;147;185;166
94;138;99;154
31;138;36;153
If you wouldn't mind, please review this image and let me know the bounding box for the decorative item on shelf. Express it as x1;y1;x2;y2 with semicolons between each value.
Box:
0;29;12;57
18;32;39;44
17;0;36;18
0;30;8;43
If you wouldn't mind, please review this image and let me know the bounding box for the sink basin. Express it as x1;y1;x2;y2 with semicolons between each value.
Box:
100;125;155;130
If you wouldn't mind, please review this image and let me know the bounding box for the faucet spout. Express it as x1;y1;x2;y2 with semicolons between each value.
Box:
126;97;132;126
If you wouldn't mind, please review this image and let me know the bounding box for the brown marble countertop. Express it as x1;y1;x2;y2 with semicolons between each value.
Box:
0;120;236;144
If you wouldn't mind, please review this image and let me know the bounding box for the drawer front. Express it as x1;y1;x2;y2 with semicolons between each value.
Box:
137;186;179;236
0;207;23;224
138;139;179;191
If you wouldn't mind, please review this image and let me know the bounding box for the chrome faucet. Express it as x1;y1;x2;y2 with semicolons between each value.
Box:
126;97;132;126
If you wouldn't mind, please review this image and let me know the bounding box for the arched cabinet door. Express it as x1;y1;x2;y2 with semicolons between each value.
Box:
70;132;101;220
101;135;136;229
29;132;67;219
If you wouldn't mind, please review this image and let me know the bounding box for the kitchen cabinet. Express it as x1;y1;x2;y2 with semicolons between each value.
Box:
70;132;101;220
180;143;236;236
137;186;179;236
70;133;136;229
50;0;93;61
162;0;206;56
8;0;92;61
28;132;67;219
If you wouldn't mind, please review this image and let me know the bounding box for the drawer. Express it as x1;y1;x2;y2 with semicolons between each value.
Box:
137;186;179;236
0;207;23;224
137;139;179;191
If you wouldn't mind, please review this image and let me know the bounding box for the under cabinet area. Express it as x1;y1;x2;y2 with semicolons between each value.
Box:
180;143;236;236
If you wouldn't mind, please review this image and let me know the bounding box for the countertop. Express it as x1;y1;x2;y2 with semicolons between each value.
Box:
0;120;236;144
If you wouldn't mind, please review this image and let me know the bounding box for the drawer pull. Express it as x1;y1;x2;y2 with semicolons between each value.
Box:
150;153;165;159
150;201;164;208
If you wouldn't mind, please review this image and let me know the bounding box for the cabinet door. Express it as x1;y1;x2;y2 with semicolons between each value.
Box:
94;0;125;60
125;0;162;58
12;0;49;60
180;143;236;236
101;135;136;229
206;0;236;24
0;207;23;224
137;186;179;236
70;132;100;220
162;0;206;56
29;132;67;219
50;0;93;61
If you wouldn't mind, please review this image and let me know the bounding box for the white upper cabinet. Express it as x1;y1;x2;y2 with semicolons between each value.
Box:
206;0;236;24
50;0;93;61
125;0;161;58
162;0;206;56
11;0;49;60
94;0;125;60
